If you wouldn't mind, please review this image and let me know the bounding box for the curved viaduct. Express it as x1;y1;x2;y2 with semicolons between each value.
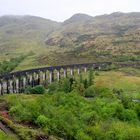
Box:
0;62;112;94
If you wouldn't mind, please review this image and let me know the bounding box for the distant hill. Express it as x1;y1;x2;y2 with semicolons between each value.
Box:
0;15;60;59
46;12;140;56
0;13;140;70
63;13;93;25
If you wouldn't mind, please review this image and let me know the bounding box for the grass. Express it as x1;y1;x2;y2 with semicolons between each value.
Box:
0;130;16;140
95;70;140;94
118;67;140;77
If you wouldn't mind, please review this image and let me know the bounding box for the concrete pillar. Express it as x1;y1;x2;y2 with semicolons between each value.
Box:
70;68;74;76
57;71;60;81
29;73;35;87
77;68;80;75
84;67;87;73
43;72;47;81
49;71;54;83
29;74;33;86
0;82;3;95
9;80;13;93
64;69;67;78
42;71;47;86
3;81;6;94
6;80;10;94
23;77;26;88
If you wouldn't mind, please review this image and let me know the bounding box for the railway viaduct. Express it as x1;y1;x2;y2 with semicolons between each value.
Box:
0;62;112;94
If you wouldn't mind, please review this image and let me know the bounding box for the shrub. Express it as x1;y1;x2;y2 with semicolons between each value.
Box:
120;94;132;109
104;64;117;70
113;88;123;96
135;104;140;120
59;78;71;93
84;86;95;97
94;86;113;98
48;82;59;93
83;79;88;89
72;82;85;96
25;85;46;94
95;72;100;76
88;69;94;86
36;115;48;127
76;130;92;140
24;86;33;94
120;109;138;121
0;55;25;75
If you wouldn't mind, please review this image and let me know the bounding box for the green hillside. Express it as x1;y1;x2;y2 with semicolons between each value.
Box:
46;12;140;61
0;15;60;69
0;12;140;71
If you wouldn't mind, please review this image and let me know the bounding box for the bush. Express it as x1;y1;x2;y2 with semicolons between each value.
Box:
25;85;46;94
36;115;48;127
32;85;46;94
88;69;94;86
76;130;92;140
0;55;25;75
135;104;140;120
59;78;71;93
83;79;88;89
72;82;85;96
94;86;114;98
48;82;59;93
120;109;138;121
24;86;33;94
84;86;95;97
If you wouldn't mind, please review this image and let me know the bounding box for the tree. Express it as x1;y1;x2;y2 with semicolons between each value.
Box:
88;69;94;86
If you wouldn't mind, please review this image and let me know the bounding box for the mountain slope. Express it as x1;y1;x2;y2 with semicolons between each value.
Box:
0;15;60;60
0;13;140;70
45;12;140;58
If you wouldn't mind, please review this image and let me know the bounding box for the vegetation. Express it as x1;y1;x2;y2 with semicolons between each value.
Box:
0;13;140;70
0;131;16;140
25;85;46;94
0;55;25;75
0;11;140;140
0;68;139;140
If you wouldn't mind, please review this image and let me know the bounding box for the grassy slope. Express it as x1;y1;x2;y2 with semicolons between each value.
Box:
0;15;60;70
95;70;140;94
0;13;140;71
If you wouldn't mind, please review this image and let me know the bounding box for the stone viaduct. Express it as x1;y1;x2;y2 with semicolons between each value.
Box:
0;62;112;94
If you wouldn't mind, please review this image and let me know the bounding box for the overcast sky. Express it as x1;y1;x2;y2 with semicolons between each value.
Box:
0;0;140;21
